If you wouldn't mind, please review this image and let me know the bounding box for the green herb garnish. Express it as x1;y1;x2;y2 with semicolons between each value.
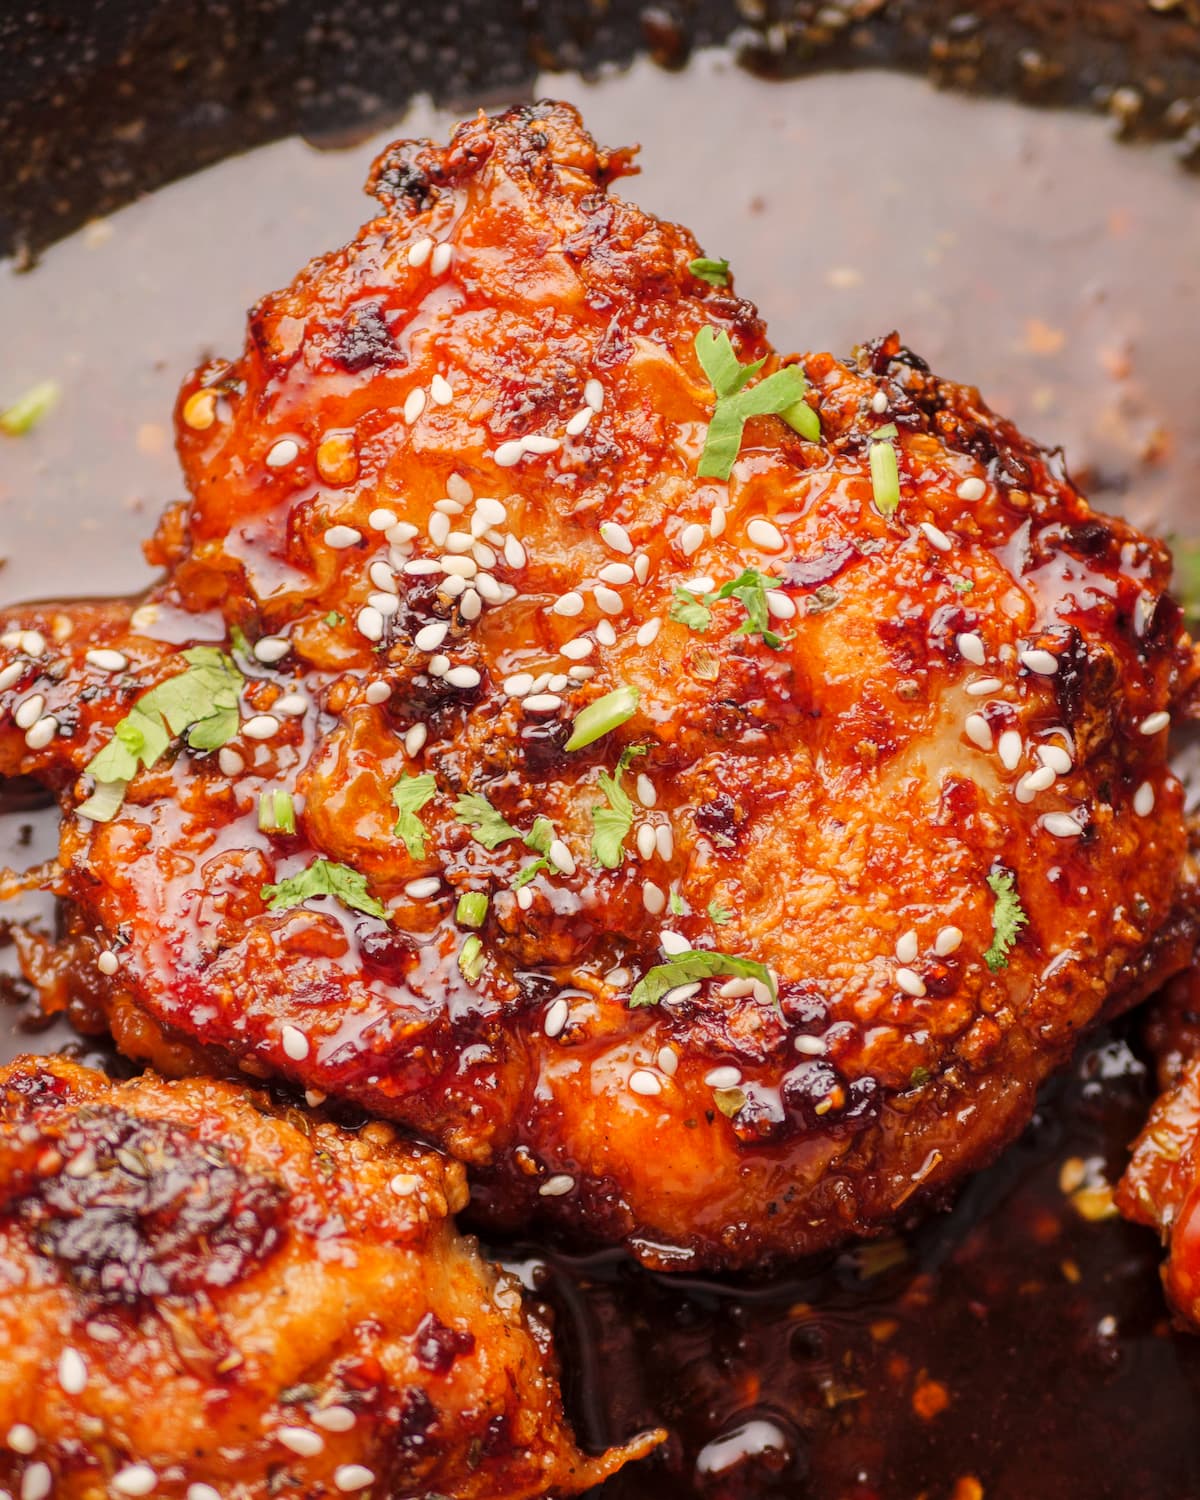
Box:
391;772;437;858
668;890;686;916
950;578;975;595
590;745;647;870
324;611;344;627
869;435;901;515
524;816;554;855
694;327;814;481
671;568;790;650
458;935;486;983
262;858;388;920
512;857;550;890
629;949;777;1008
564;684;640;753
708;900;732;925
258;790;297;835
456;891;488;928
983;868;1028;972
688;256;731;287
454;791;519;850
1170;537;1200;628
0;380;59;437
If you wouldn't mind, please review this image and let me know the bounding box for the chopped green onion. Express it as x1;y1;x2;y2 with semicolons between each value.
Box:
564;684;639;752
456;891;488;928
688;256;731;287
0;380;59;437
76;778;128;824
869;438;900;516
258;790;297;835
780;396;821;442
458;935;486;983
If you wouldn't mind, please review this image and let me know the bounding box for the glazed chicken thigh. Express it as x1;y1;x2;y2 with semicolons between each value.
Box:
0;102;1195;1270
0;1055;657;1498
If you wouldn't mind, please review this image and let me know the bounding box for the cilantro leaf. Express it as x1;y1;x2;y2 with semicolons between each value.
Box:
262;858;388;920
512;857;550;890
454;790;520;851
708;900;732;925
392;772;437;858
629;949;777;1008
689;256;731;287
589;745;647;870
983;868;1028;971
670;589;712;633
695;327;811;481
713;569;790;650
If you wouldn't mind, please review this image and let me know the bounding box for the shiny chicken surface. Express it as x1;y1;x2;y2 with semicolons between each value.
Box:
0;1055;656;1498
0;102;1195;1271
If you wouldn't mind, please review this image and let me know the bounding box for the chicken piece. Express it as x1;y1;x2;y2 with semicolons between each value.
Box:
0;1054;658;1498
0;102;1196;1271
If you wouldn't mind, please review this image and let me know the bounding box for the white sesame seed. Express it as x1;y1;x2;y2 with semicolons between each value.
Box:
445;666;481;689
568;665;596;681
356;606;385;642
636;824;657;860
663;982;702;1005
369;508;398;531
388;521;419;544
545;998;570;1038
275;693;309;717
747;518;785;552
766;591;796;620
599;563;634;586
58;1348;87;1394
1134;781;1156;817
435;498;465;517
503;673;534;697
97;950;119;976
642;880;666;915
705;1065;741;1089
496;536;524;573
1019;648;1058;676
1037;743;1073;775
600;521;632;555
278;1427;324;1457
475;573;503;603
710;506;727;538
281;1025;309;1061
547;674;569;693
414;622;448;652
566;407;593;436
373;594;402;617
956;632;985;666
584;379;604;412
956;476;987;501
430;374;453;407
1140;711;1171;735
539;1173;576;1197
24;715;57;750
1015;765;1056;803
112;1465;158;1497
242;714;281;741
794;1034;827;1055
1042;811;1084;838
188;1488;222;1500
431;241;454;275
964;713;993;751
595;586;624;615
446;474;473;505
561;637;593;660
596;620;617;646
86;648;129;672
633;554;650;585
549;839;576;876
636;773;656;808
495;439;525;467
658;1046;679;1076
324;525;362;549
523;693;563;713
22;1464;51;1500
253;636;291;664
428;654;450;677
365;681;392;705
997;729;1023;771
516;886;534;909
655;824;674;860
404;877;440;899
266;438;299;468
460;589;482;622
679;523;706;557
522;433;562;455
311;1407;357;1434
404;724;427;757
0;662;24;691
919;521;952;552
334;1466;376;1493
428;512;451;549
871;389;890;414
636;618;661;647
935;925;963;956
13;694;44;730
8;1426;36;1455
19;630;46;657
682;576;715;595
895;930;919;964
629;1069;662;1097
407;236;434;267
895;967;927;997
219;747;245;776
551;592;584;617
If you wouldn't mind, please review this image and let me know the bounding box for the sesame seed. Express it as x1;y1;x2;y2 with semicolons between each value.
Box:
794;1035;826;1055
569;665;596;681
334;1466;376;1493
679;523;706;556
1020;648;1058;676
705;1065;742;1089
275;693;309;717
595;586;624;615
599;563;634;586
407;236;434;267
596;620;617;646
710;506;727;538
404;724;428;756
219;747;245;776
636;824;657;860
435;497;465;517
431;242;454;275
311;1407;357;1433
642;881;666;915
600;521;633;555
871;389;889;414
365;681;392;705
935;925;963;956
22;1464;51;1500
187;1488;221;1500
636;773;656;807
324;525;361;549
369;508;398;531
475;573;503;603
472;542;498;570
545;998;570;1038
428;512;451;549
629;1069;662;1097
404;877;441;899
460;589;483;622
13;694;44;729
637;618;661;647
547;674;569;692
1134;781;1156;817
281;1025;309;1061
1037;743;1073;775
1042;811;1084;838
415;622;448;652
1015;765;1056;803
430;374;453;407
404;388;427;425
549;839;576;876
552;592;584;617
0;663;24;691
472;497;505;528
356;606;385;642
523;693;563;713
58;1348;86;1394
956;632;985;666
86;648;129;672
523;434;561;455
997;729;1023;771
242;714;281;741
956;476;987;501
495;439;525;467
682;576;715;595
566;407;593;436
964;713;993;751
8;1426;36;1455
24;715;57;750
747;518;785;552
539;1174;576;1197
253;636;290;663
658;1047;679;1076
266;438;300;468
561;637;593;660
97;951;119;977
895;967;926;997
445;666;481;689
428;654;450;677
388;521;419;544
663;982;702;1004
766;591;796;620
19;630;46;657
895;930;919;964
634;554;650;585
655;824;674;860
112;1465;158;1497
278;1427;324;1457
920;521;952;552
446;474;473;505
965;676;1004;696
584;379;604;412
503;673;534;697
516;886;534;910
1140;711;1170;735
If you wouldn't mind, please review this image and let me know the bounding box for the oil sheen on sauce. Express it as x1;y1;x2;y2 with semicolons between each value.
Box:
1;55;1199;1500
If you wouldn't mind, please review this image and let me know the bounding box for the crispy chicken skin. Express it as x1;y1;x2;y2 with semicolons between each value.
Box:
0;1055;657;1498
0;102;1195;1270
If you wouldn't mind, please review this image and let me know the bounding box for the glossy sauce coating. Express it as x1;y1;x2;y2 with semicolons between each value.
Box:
0;102;1195;1272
